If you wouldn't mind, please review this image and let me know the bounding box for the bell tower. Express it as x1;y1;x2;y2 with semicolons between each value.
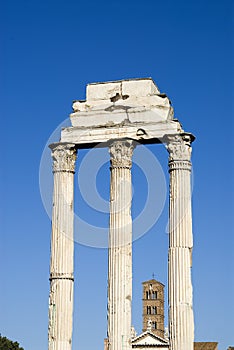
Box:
142;279;165;338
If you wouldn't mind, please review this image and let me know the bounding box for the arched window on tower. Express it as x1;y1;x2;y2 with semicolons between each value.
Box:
147;306;151;315
152;291;157;299
152;306;157;314
146;291;149;299
152;321;157;330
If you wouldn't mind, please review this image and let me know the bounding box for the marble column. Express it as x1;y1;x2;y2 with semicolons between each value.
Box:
166;133;195;350
107;140;135;350
48;143;77;350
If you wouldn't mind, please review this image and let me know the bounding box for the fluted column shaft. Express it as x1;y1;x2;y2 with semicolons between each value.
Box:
48;143;77;350
167;133;195;350
108;140;135;350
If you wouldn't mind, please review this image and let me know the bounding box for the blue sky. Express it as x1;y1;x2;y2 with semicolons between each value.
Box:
0;0;233;349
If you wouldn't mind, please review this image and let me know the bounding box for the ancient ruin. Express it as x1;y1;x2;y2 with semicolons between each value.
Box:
48;78;195;350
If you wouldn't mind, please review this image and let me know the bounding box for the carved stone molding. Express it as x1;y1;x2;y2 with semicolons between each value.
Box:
109;139;135;169
166;133;195;172
49;143;77;173
50;272;74;281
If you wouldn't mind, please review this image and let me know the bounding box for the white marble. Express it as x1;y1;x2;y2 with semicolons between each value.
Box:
86;78;159;101
108;140;134;350
61;120;182;146
48;143;77;350
61;78;180;146
166;134;195;350
71;79;173;129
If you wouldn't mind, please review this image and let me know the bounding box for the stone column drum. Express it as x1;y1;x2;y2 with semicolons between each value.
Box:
107;140;135;350
167;133;195;350
48;143;77;350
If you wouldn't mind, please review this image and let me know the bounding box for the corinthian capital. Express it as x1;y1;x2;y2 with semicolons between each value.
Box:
166;133;195;162
109;140;135;168
49;143;77;173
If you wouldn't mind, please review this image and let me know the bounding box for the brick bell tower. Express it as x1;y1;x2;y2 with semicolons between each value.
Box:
142;279;165;338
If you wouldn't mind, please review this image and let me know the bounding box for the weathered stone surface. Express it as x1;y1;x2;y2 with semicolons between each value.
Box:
86;78;159;101
166;133;195;350
87;81;122;100
48;79;195;350
70;78;173;131
48;143;77;350
122;78;160;96
108;140;134;350
61;121;182;146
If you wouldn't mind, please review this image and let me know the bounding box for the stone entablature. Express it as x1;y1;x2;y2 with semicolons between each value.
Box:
60;78;183;146
71;78;173;127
